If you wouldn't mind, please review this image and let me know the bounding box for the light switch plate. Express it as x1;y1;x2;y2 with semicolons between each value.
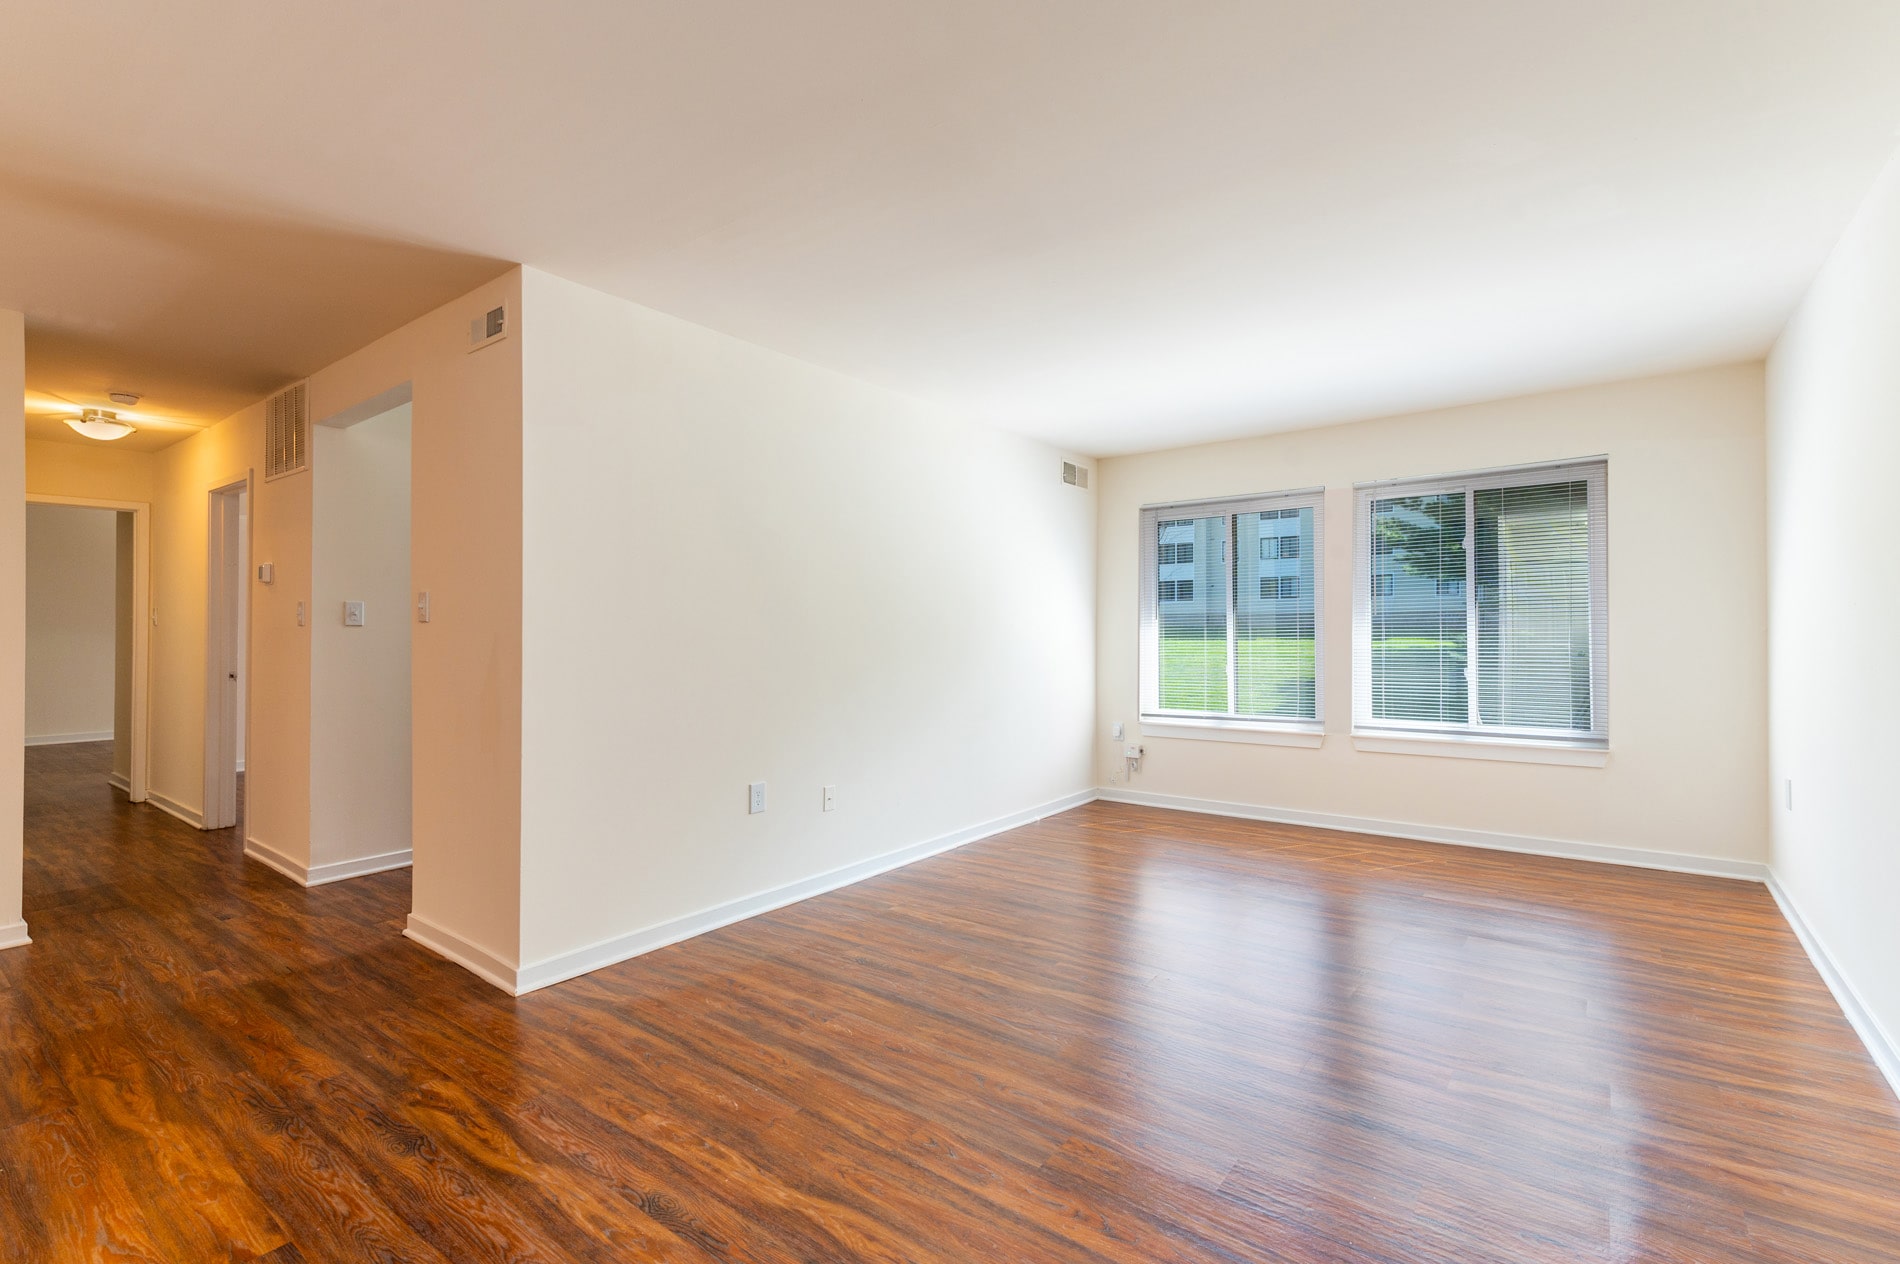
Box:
343;601;365;627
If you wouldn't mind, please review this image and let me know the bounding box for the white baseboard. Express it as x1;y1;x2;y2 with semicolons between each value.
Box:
243;838;413;888
506;787;1099;996
403;913;520;994
25;730;113;746
107;772;131;795
144;790;204;830
1096;787;1768;882
0;920;30;951
243;838;305;884
308;849;411;886
1765;872;1900;1103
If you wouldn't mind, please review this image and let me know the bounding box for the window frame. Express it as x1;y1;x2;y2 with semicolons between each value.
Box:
1350;458;1609;750
1138;487;1326;739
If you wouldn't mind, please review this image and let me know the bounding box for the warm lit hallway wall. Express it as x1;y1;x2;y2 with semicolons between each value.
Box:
1095;364;1770;870
513;268;1097;988
1;309;25;947
309;403;413;877
113;510;134;785
1766;151;1900;1086
7;272;521;974
305;270;522;962
23;441;156;793
145;397;282;830
24;503;117;743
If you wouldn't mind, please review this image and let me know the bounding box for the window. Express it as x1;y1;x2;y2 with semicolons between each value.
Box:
1351;459;1607;746
1140;489;1324;731
1259;534;1301;561
1260;575;1298;599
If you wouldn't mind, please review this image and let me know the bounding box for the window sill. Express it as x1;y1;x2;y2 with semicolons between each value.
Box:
1350;733;1608;767
1140;719;1325;748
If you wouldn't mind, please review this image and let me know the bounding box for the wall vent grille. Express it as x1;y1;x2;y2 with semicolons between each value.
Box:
264;382;309;481
1062;461;1090;489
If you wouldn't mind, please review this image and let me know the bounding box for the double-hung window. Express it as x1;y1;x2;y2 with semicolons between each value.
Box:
1351;459;1607;748
1139;489;1324;737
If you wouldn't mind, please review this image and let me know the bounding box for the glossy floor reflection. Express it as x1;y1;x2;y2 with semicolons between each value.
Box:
5;742;1898;1261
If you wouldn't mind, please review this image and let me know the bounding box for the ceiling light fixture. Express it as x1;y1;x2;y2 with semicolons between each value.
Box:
65;408;137;441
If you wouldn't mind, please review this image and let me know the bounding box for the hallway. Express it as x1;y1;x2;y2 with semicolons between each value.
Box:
5;744;1900;1261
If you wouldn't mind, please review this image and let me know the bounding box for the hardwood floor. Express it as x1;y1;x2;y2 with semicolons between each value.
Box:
4;741;1899;1262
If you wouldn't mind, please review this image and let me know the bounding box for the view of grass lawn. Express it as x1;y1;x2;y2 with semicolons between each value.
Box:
1158;634;1465;717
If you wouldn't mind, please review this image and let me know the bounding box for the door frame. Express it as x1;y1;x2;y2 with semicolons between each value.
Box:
25;493;152;804
203;477;252;830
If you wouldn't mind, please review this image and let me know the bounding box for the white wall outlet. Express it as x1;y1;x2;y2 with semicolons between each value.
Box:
1111;721;1124;740
296;601;306;627
416;590;431;623
748;781;767;814
343;601;366;627
256;563;274;585
822;785;837;812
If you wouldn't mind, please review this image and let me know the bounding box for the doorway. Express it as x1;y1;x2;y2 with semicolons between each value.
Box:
24;495;150;802
203;480;250;832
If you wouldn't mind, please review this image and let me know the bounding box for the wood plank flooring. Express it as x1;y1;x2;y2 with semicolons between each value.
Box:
4;740;1899;1261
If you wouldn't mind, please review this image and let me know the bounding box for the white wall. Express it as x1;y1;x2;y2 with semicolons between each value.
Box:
311;404;412;869
1;310;24;947
1766;152;1900;1075
113;511;134;783
24;503;118;743
235;496;248;768
516;268;1097;975
1097;364;1769;866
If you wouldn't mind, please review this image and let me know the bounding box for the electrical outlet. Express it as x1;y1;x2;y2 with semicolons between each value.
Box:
822;785;837;812
748;781;766;814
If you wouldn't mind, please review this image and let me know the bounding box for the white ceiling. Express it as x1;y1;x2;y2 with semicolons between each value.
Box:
5;1;1900;454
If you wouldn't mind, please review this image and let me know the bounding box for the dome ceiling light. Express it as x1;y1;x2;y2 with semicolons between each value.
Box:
65;408;137;441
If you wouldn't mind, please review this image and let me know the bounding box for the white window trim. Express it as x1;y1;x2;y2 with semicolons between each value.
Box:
1141;719;1326;747
1351;733;1607;766
1350;457;1609;751
1138;487;1325;739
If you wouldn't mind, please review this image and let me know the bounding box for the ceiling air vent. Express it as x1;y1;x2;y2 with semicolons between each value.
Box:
264;382;309;481
1062;461;1090;489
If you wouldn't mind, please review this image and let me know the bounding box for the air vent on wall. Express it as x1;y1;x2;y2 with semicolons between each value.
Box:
1062;461;1090;489
469;303;507;352
264;382;309;481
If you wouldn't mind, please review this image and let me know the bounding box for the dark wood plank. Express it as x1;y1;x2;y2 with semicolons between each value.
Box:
4;740;1899;1262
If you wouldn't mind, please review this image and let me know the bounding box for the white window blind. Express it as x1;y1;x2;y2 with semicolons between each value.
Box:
1139;489;1325;730
1351;459;1608;746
